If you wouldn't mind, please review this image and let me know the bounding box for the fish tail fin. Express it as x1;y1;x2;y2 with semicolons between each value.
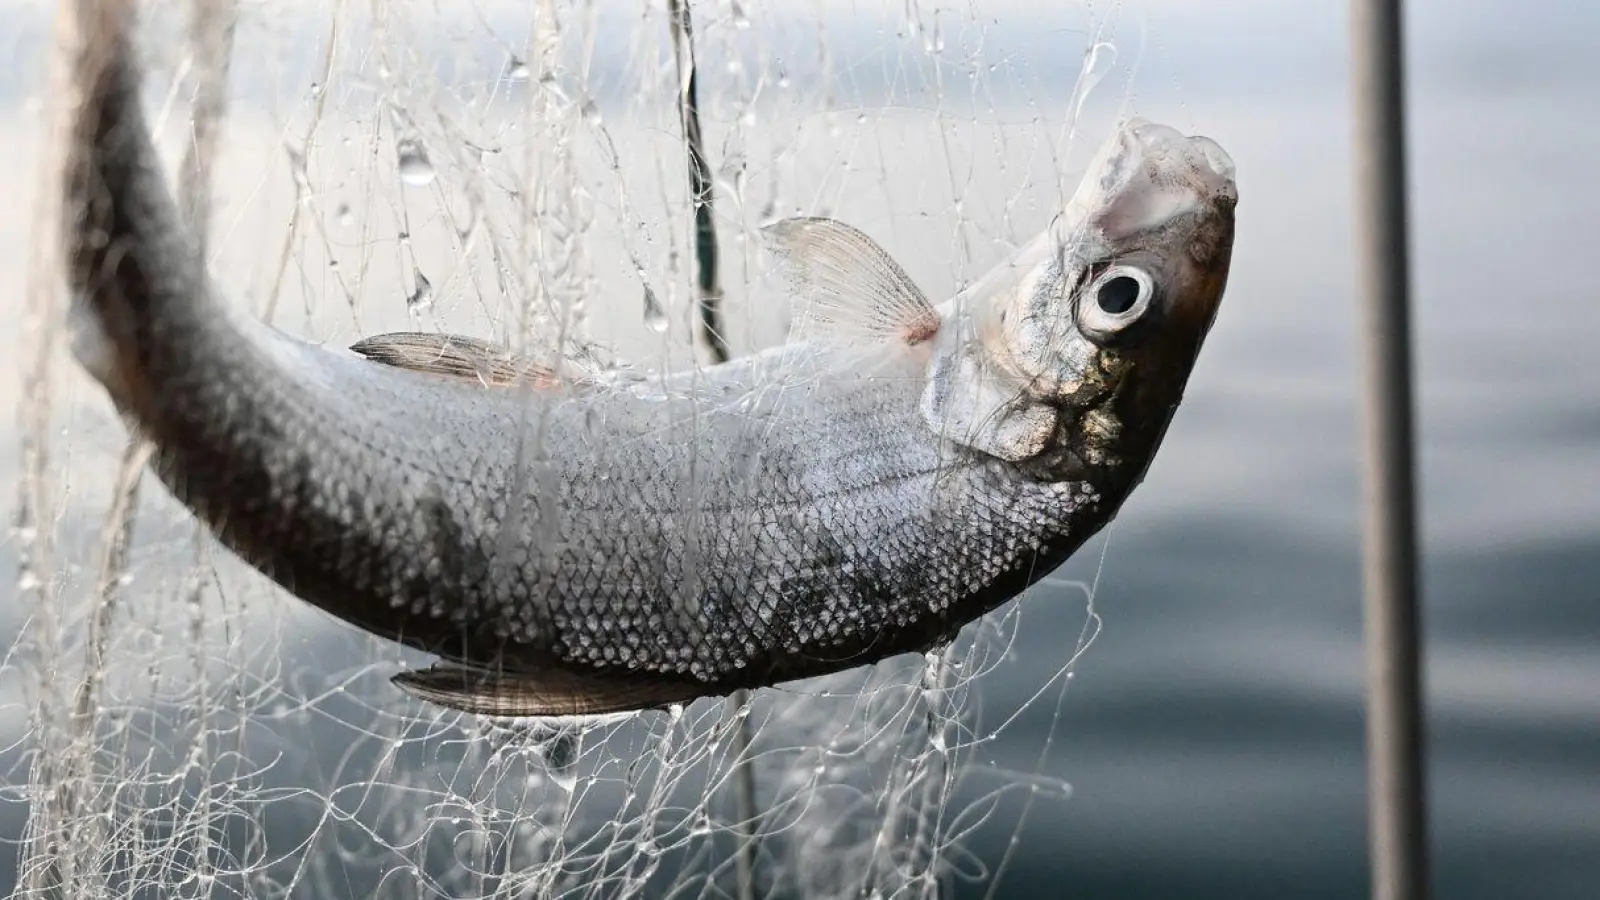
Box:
63;0;211;413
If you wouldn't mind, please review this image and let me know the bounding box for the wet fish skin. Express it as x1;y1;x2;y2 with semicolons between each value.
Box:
63;4;1237;717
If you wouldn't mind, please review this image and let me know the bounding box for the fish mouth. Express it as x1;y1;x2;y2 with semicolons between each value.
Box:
1122;117;1236;185
1066;117;1238;244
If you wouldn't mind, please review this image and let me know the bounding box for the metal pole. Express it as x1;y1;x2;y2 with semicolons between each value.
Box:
1349;2;1429;899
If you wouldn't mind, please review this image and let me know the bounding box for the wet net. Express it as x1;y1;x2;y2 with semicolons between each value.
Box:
4;1;1165;896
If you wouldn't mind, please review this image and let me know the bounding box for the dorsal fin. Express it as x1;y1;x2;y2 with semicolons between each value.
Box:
761;217;941;345
392;662;708;718
350;332;589;389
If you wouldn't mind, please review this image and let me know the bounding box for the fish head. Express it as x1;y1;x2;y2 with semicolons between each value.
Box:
965;117;1238;473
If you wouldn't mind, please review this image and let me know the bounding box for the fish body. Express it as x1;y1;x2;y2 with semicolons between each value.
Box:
64;5;1237;716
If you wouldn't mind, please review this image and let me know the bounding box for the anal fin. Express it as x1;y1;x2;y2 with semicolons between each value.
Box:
392;662;711;718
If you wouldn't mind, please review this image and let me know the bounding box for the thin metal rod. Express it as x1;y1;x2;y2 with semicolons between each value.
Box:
666;3;754;898
1349;2;1429;898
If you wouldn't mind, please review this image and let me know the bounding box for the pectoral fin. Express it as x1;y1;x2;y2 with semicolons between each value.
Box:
761;217;941;345
392;663;709;718
351;332;586;389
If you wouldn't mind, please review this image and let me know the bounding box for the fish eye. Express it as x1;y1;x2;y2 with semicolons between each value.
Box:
1097;275;1142;315
1077;265;1157;342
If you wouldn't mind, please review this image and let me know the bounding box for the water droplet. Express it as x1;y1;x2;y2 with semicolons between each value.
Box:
731;1;750;29
17;570;41;591
396;139;436;187
549;766;576;795
717;153;747;195
667;702;684;721
642;283;668;334
308;81;323;98
580;99;603;125
335;203;352;226
507;58;530;82
407;268;434;310
543;730;580;793
855;112;867;125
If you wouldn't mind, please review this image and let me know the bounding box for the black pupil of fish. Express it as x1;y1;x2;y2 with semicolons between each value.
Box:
1097;275;1143;315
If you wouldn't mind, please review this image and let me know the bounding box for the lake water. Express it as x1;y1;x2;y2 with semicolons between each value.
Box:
1;1;1596;897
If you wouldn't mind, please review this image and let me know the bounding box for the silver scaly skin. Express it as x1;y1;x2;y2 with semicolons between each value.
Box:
63;2;1237;716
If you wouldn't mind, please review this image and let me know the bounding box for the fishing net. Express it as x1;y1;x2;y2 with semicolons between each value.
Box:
5;1;1168;896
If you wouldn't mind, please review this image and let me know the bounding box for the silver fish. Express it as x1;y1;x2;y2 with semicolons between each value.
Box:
63;7;1238;717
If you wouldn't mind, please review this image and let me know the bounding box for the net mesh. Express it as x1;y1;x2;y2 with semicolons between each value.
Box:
3;1;1164;896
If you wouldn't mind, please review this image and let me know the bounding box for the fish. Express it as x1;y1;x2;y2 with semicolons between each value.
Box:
62;1;1238;719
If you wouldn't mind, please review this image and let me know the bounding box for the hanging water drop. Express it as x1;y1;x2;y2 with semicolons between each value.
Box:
507;58;531;82
717;152;747;195
542;729;580;794
642;283;669;334
396;139;436;187
407;268;433;311
335;203;352;227
731;1;750;29
580;99;603;125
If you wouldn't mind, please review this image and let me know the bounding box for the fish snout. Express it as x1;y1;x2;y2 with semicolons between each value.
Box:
1069;119;1238;245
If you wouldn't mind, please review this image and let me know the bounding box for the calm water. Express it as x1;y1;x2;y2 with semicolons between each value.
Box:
2;1;1597;898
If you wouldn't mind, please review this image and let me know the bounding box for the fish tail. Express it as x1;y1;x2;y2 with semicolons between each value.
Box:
63;0;213;415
